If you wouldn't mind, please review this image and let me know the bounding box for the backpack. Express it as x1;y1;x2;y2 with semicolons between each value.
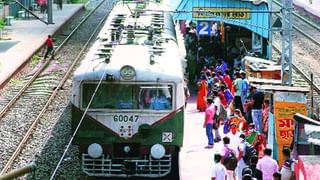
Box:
243;142;257;165
223;147;238;170
284;158;295;170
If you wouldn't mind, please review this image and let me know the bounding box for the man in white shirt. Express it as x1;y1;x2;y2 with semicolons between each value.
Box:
235;134;247;180
280;148;295;180
213;91;222;142
212;153;227;180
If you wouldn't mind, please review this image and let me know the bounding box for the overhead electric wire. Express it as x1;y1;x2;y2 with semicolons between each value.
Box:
49;2;113;179
49;66;108;180
142;9;280;14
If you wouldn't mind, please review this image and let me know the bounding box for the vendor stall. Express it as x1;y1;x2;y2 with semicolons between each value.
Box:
254;85;309;166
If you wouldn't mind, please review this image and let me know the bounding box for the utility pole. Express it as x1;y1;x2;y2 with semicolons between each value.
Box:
47;0;53;24
281;0;293;85
268;0;273;60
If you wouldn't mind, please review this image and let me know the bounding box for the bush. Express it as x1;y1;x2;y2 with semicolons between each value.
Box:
0;19;5;29
70;0;82;3
0;0;13;5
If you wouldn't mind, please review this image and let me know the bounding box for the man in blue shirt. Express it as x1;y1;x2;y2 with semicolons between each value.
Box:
149;92;171;110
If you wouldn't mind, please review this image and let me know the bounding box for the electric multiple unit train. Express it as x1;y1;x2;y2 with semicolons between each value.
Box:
71;0;184;178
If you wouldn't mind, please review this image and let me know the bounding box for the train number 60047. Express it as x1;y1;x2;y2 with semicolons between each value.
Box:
113;115;139;122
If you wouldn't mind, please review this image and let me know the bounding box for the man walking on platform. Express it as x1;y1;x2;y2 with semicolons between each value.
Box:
203;97;215;149
250;85;264;133
211;154;227;180
257;148;278;180
235;134;247;180
280;148;295;180
44;35;54;60
242;155;263;180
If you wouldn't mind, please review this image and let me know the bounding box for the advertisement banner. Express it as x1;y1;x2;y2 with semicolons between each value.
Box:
274;101;307;165
274;101;307;144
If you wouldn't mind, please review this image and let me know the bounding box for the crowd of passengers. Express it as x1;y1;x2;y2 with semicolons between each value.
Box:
182;25;295;180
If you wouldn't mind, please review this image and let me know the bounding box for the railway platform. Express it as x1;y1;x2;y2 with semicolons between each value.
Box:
0;4;84;88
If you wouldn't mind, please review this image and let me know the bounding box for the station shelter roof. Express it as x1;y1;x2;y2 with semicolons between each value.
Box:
171;0;270;38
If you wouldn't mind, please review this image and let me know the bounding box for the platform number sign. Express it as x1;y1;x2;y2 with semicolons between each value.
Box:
197;21;213;36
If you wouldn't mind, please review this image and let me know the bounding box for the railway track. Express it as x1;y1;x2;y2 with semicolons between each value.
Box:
272;44;320;116
0;0;318;178
271;0;320;116
273;0;320;47
0;0;113;176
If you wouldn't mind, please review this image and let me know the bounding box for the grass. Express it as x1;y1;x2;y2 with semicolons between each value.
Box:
9;78;23;86
30;54;41;66
70;0;89;4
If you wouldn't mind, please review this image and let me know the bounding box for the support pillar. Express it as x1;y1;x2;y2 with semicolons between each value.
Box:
47;0;53;24
281;0;293;85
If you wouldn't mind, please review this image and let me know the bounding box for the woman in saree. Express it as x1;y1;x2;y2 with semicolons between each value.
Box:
197;74;208;112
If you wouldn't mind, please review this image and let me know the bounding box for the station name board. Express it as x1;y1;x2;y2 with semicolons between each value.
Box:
192;7;251;19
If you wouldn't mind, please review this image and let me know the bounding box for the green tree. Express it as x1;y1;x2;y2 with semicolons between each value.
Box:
0;0;13;5
0;18;5;40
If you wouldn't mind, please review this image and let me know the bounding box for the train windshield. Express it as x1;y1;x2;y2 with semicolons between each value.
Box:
82;83;173;110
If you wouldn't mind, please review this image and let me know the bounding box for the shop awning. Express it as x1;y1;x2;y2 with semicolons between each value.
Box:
171;0;270;38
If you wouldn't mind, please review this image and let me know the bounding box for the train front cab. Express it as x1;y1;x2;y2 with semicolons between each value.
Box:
71;87;183;178
173;0;270;74
71;79;184;178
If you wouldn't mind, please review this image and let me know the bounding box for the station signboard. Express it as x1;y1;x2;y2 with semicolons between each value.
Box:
193;7;251;19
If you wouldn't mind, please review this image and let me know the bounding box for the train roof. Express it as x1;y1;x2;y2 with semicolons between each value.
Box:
73;42;183;82
73;0;184;83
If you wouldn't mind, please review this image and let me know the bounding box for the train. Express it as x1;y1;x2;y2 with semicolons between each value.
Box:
71;0;184;178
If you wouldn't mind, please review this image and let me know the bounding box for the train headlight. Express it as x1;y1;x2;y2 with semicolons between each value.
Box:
120;65;136;80
88;143;103;158
150;144;165;159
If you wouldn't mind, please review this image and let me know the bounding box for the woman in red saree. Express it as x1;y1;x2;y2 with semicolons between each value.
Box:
197;75;207;112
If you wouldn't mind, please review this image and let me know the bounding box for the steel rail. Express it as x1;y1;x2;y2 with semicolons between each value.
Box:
0;0;108;176
0;0;106;121
54;0;106;52
292;23;320;47
274;13;320;47
49;10;110;177
273;1;320;47
273;43;320;95
273;0;320;32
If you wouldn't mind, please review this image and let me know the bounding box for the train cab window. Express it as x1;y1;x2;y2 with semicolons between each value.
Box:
138;85;173;110
81;83;173;110
82;83;138;109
